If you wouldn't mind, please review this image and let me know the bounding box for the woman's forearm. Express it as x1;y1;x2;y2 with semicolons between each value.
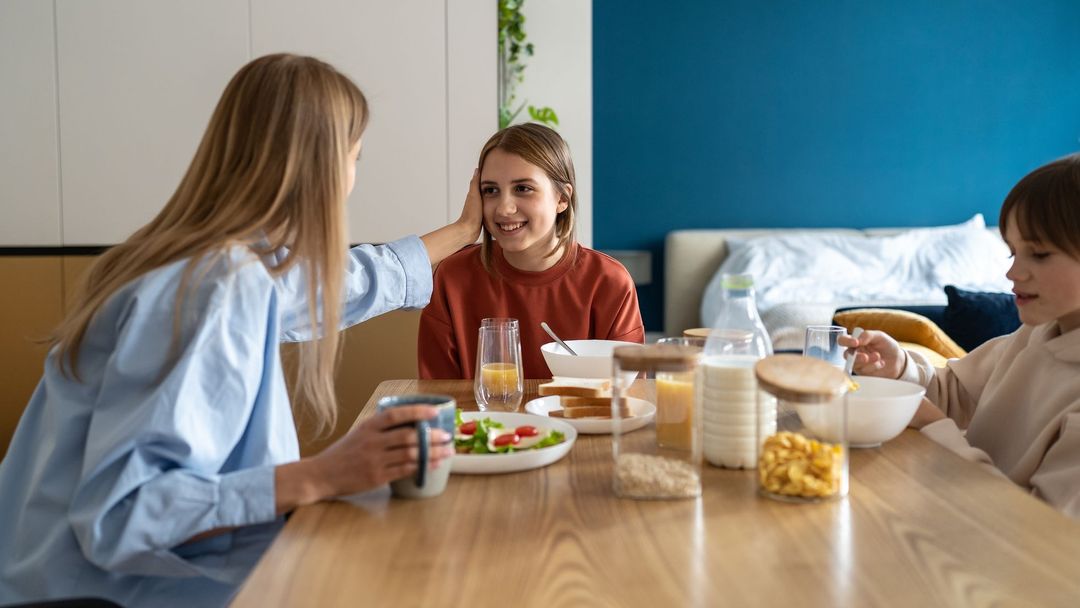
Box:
274;459;329;515
420;221;477;266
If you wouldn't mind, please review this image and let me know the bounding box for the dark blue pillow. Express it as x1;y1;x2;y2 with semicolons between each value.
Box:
941;285;1021;352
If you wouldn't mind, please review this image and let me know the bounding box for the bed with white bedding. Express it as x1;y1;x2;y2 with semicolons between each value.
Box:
663;215;1011;349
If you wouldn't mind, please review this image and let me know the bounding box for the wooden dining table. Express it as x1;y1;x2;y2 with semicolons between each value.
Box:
231;379;1080;607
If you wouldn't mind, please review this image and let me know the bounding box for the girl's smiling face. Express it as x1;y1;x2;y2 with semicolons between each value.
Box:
480;148;570;271
1004;214;1080;333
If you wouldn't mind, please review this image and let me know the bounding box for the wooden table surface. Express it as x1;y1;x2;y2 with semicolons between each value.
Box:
232;380;1080;607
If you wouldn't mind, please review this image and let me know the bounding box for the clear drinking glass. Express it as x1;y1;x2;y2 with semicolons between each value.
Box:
474;318;524;412
656;337;704;451
803;325;847;368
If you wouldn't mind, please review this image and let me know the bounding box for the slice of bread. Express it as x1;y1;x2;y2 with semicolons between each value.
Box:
561;406;615;419
559;395;612;408
538;377;611;398
558;396;631;419
560;404;633;419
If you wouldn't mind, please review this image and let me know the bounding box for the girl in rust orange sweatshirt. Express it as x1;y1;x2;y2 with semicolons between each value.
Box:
418;124;644;379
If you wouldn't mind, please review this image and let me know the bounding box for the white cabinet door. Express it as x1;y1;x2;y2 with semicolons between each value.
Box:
0;0;61;246
252;0;449;244
447;0;497;227
56;0;249;245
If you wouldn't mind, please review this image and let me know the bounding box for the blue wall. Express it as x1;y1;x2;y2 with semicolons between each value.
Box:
593;0;1080;331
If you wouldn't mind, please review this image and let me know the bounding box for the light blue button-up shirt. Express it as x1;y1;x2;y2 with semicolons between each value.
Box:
0;236;432;607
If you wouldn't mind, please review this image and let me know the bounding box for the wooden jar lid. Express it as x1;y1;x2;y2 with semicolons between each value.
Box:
614;344;701;373
754;354;848;403
683;327;712;339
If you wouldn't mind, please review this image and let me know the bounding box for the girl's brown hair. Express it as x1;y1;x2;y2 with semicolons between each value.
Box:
477;123;577;272
52;53;367;435
999;152;1080;259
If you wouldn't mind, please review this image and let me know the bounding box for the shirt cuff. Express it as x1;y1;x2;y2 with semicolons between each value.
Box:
387;235;433;309
214;465;277;528
897;348;932;386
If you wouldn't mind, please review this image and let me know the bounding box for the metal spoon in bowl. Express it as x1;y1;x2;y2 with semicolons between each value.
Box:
540;322;578;356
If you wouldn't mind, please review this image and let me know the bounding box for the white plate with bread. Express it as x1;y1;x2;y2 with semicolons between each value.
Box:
524;377;656;434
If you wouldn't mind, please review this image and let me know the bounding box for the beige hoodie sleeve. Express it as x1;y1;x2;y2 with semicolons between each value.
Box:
920;418;995;467
895;336;1014;474
899;335;1015;428
1029;412;1080;519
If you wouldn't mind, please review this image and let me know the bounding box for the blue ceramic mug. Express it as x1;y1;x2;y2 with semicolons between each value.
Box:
375;394;456;498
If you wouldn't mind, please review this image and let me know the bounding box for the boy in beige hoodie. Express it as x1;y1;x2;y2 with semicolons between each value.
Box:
843;153;1080;519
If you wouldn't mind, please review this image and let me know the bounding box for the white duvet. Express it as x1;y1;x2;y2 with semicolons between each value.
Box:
700;215;1013;348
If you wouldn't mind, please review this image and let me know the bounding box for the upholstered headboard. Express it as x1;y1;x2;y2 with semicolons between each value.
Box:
663;228;862;335
662;226;1004;336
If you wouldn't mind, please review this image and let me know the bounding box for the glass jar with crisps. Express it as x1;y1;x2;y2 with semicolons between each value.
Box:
612;343;703;500
754;355;850;503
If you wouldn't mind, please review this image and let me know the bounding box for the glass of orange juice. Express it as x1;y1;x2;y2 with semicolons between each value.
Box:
474;318;523;411
655;337;704;450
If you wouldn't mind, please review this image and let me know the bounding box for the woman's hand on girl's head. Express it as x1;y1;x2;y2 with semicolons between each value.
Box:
456;168;483;243
837;329;906;379
420;169;484;265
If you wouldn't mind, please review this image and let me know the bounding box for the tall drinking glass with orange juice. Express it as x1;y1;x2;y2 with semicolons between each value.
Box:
474;318;524;411
655;337;703;450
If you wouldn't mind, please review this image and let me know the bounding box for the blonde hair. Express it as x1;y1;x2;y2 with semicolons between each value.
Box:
52;53;367;435
477;123;577;273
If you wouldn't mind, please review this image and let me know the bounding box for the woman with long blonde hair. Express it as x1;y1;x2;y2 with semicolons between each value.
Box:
0;54;480;607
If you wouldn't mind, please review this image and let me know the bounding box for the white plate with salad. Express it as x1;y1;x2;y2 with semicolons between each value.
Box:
452;411;577;474
523;396;656;435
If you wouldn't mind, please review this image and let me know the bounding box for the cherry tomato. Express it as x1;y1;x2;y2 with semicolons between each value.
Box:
458;421;477;435
515;425;539;437
493;433;520;447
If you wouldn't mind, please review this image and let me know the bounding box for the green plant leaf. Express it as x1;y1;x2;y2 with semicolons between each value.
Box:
498;0;558;131
527;105;559;127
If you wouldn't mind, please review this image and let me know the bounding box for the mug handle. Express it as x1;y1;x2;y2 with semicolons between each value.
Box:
414;420;430;488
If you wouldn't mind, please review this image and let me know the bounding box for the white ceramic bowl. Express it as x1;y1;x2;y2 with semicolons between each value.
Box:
540;340;643;383
797;376;925;447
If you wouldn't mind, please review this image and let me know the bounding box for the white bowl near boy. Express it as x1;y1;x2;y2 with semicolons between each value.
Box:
797;376;925;447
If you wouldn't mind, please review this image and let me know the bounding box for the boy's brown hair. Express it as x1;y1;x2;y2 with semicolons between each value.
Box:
999;153;1080;259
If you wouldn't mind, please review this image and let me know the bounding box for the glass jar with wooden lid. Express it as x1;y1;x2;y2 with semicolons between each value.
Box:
612;344;703;500
754;354;849;502
682;327;712;340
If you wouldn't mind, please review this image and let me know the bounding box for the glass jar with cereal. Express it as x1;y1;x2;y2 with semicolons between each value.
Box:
612;343;703;500
754;355;850;502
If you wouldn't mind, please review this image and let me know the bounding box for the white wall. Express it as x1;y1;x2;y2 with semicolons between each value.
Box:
515;0;593;247
0;0;495;246
56;0;250;245
0;0;62;245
